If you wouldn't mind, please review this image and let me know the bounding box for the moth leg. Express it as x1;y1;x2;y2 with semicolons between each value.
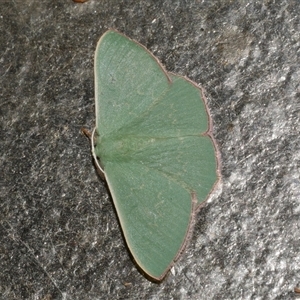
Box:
81;127;105;180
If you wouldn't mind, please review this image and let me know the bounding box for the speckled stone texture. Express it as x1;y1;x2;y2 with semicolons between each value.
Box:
1;1;299;299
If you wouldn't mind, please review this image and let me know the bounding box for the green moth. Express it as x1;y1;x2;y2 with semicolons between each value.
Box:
89;30;220;281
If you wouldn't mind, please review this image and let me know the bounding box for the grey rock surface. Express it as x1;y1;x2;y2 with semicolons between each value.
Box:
1;0;299;299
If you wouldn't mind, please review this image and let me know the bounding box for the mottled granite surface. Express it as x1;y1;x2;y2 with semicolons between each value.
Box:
1;1;299;299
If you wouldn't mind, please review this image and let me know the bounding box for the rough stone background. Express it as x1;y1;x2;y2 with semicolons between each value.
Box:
1;0;299;299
